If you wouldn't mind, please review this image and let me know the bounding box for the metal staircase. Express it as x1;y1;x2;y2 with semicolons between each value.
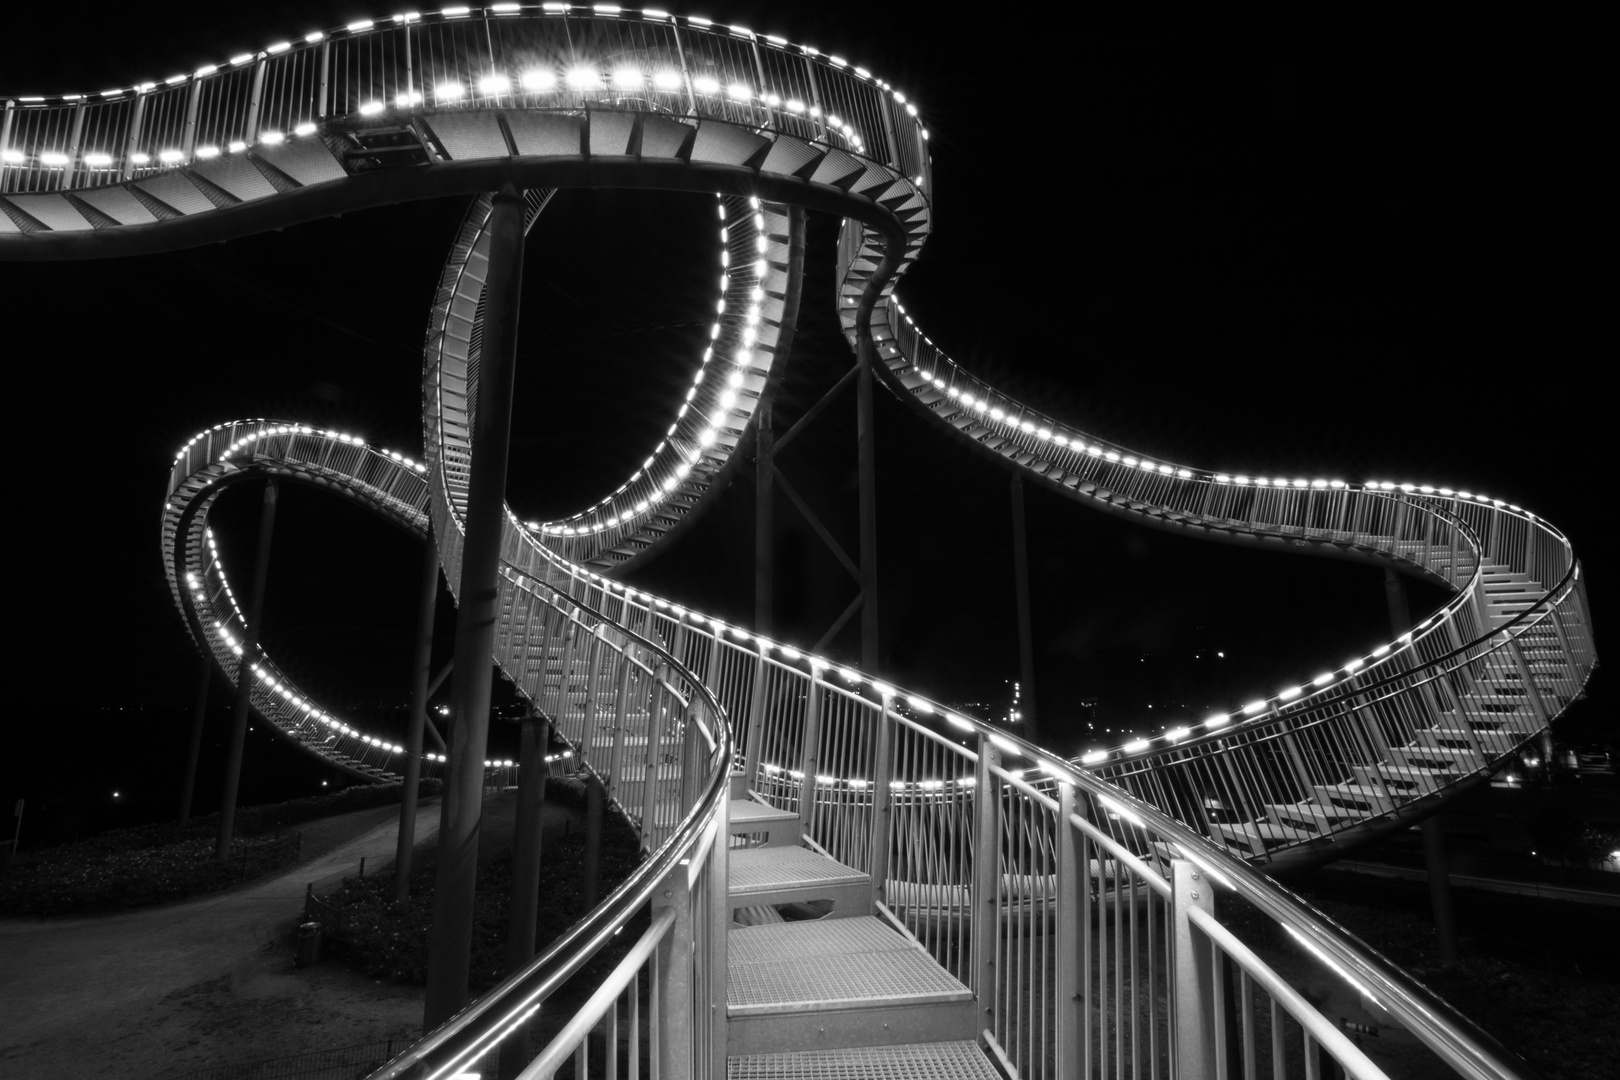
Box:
6;9;1593;1078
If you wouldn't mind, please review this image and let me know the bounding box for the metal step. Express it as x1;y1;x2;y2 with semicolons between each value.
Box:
727;917;975;1055
731;798;801;847
730;846;871;917
728;1040;1000;1079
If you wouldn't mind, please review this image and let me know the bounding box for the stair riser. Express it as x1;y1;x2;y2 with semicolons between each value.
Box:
728;1000;977;1056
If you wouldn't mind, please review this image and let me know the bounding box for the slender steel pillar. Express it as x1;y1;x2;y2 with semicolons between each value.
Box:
178;652;211;826
755;402;774;639
855;332;880;673
1010;473;1037;738
216;478;279;860
500;713;550;1079
395;535;440;902
1385;565;1459;963
1422;816;1460;964
424;188;527;1031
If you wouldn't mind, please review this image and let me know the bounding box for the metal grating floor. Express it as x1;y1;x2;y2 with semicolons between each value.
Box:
729;918;970;1013
729;917;907;964
728;1041;1000;1079
730;847;868;895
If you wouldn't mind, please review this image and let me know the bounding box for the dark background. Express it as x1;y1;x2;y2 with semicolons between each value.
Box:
0;5;1607;843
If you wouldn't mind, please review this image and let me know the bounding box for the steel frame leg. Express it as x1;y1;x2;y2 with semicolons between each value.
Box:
424;187;527;1031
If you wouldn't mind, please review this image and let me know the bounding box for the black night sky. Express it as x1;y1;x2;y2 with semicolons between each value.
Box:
0;6;1607;840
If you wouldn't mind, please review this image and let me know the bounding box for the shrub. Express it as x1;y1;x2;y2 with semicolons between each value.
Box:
321;829;644;995
0;779;441;917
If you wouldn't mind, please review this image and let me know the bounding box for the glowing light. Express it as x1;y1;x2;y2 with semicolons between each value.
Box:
566;66;599;90
478;74;511;94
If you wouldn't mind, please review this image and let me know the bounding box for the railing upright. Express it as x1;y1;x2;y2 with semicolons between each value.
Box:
653;859;696;1079
1056;784;1084;1080
797;668;824;831
1170;859;1220;1077
867;692;896;909
641;670;669;849
740;645;769;788
972;734;1002;1014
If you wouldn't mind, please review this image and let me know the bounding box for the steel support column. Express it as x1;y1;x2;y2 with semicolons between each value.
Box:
216;478;279;860
177;651;211;826
500;712;549;1079
424;187;527;1032
395;535;440;902
1010;473;1036;738
755;402;773;638
855;327;880;673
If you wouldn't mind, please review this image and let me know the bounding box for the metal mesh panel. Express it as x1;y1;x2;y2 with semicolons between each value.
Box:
134;172;217;215
728;1042;1000;1080
424;110;509;160
4;192;91;231
504;110;582;157
729;847;867;894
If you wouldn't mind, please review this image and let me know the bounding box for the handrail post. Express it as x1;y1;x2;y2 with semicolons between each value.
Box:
244;58;268;144
653;860;695;1080
316;38;331;118
971;734;1002;1012
797;668;825;835
0;101;15;193
181;76;203;160
1171;858;1218;1079
642;670;670;850
739;645;769;791
576;628;605;750
606;651;634;799
705;779;731;1077
60;100;86;189
866;693;895;910
1056;783;1083;1080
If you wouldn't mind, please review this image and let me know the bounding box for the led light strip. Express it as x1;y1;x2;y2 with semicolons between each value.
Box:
867;294;1565;767
2;8;926;178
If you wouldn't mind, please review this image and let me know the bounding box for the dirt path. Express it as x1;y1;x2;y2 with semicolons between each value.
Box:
0;802;448;1079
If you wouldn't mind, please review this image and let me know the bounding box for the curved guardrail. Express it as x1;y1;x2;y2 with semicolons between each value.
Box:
7;9;1588;1078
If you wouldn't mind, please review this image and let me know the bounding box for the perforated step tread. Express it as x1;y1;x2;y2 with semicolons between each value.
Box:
730;847;869;897
728;1040;999;1078
729;917;970;1013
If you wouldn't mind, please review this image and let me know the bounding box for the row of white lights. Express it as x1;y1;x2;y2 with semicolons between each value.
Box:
5;7;921;164
883;296;1551;766
177;427;454;771
6;7;922;112
528;197;774;540
0;123;318;170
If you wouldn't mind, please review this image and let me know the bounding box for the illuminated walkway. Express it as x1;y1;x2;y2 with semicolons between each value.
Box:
3;9;1592;1078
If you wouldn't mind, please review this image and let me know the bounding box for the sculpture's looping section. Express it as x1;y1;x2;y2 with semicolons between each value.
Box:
10;12;1596;1077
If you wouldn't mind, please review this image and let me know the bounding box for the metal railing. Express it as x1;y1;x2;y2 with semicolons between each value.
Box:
0;8;929;199
37;10;1575;1076
832;221;1596;867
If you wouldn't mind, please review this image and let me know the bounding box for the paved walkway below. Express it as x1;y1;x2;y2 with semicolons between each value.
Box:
0;801;446;1080
1322;860;1620;906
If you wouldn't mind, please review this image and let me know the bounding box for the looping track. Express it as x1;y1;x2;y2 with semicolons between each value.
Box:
6;8;1590;867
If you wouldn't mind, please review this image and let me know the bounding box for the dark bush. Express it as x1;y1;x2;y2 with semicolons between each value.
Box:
0;779;441;917
321;828;644;995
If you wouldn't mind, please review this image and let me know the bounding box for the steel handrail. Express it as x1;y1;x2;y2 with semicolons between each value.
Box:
366;564;733;1080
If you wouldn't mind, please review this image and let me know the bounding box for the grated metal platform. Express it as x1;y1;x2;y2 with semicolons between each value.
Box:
729;918;971;1013
731;848;867;893
728;1040;1000;1079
